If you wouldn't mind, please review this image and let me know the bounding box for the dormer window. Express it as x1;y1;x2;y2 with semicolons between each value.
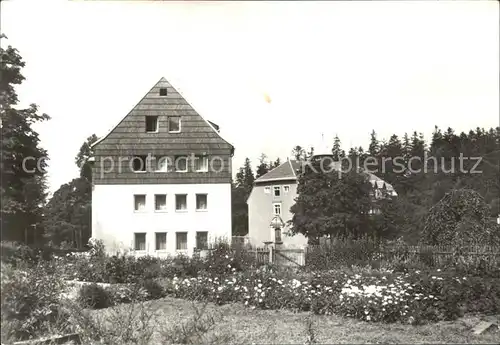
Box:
159;88;167;96
145;116;158;133
132;155;148;172
169;116;181;133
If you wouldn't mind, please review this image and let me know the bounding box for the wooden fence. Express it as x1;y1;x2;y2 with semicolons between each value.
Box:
241;244;500;268
243;246;306;267
305;244;500;268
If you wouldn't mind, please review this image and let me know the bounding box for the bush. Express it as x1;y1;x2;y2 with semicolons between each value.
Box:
140;279;166;299
0;241;56;267
422;189;500;246
77;283;112;309
305;237;380;270
1;261;66;341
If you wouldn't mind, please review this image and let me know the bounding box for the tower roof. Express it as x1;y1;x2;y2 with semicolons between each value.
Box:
311;133;333;158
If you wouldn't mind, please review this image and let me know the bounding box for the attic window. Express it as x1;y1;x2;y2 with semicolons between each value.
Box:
145;116;158;133
132;155;148;172
159;88;167;96
169;116;181;133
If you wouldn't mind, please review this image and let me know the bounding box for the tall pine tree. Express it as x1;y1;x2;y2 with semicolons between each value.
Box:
43;135;97;248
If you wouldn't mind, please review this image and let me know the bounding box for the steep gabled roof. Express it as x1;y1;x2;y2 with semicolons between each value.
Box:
254;158;397;195
255;159;301;183
91;77;233;153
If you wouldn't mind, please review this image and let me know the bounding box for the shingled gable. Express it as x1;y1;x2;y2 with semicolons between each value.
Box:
91;77;234;185
255;159;301;183
91;77;233;153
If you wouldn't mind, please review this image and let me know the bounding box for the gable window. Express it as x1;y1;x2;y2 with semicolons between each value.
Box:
283;185;290;194
134;233;146;251
273;202;281;216
175;194;187;211
176;232;188;250
155;156;169;172
134;195;146;212
194;155;208;172
273;186;281;197
196;231;208;250
159;88;167;96
145;116;158;133
155;232;167;250
264;186;271;194
168;116;181;133
132;155;148;172
155;194;167;211
196;194;208;211
175;156;188;172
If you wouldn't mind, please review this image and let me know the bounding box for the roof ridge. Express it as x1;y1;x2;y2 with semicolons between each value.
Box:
91;77;234;152
288;158;297;177
91;76;165;148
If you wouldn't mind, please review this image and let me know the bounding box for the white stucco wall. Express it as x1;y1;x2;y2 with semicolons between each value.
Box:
92;183;231;257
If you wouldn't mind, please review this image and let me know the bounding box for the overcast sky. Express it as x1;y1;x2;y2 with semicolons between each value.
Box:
2;0;499;195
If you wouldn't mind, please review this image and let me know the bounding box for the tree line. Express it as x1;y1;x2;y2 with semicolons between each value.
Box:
2;37;499;247
232;130;500;244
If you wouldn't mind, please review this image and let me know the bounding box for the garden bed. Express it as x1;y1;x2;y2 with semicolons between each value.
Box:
3;240;500;344
89;296;500;344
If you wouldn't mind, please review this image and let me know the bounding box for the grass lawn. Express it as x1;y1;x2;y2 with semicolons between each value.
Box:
90;297;500;344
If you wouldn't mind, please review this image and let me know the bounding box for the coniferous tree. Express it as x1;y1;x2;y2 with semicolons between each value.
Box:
231;158;255;236
255;153;270;179
76;134;98;181
291;145;306;161
43;135;97;248
368;130;380;157
331;135;345;161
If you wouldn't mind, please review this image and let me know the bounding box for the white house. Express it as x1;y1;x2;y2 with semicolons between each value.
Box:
90;77;234;257
247;139;397;249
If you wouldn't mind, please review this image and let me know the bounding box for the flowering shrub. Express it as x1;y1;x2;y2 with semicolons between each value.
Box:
1;261;66;340
161;268;500;325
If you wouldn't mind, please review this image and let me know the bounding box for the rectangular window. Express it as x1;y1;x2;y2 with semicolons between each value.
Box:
196;231;208;250
155;194;167;211
134;233;146;251
155;232;167;250
132;155;148;172
134;195;146;212
273;186;281;197
264;186;271;194
168;116;181;133
273;202;281;215
175;194;187;211
194;155;208;172
283;185;290;194
159;88;167;96
275;228;282;243
155;156;169;172
176;232;188;250
196;194;208;211
175;156;188;172
145;116;158;133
